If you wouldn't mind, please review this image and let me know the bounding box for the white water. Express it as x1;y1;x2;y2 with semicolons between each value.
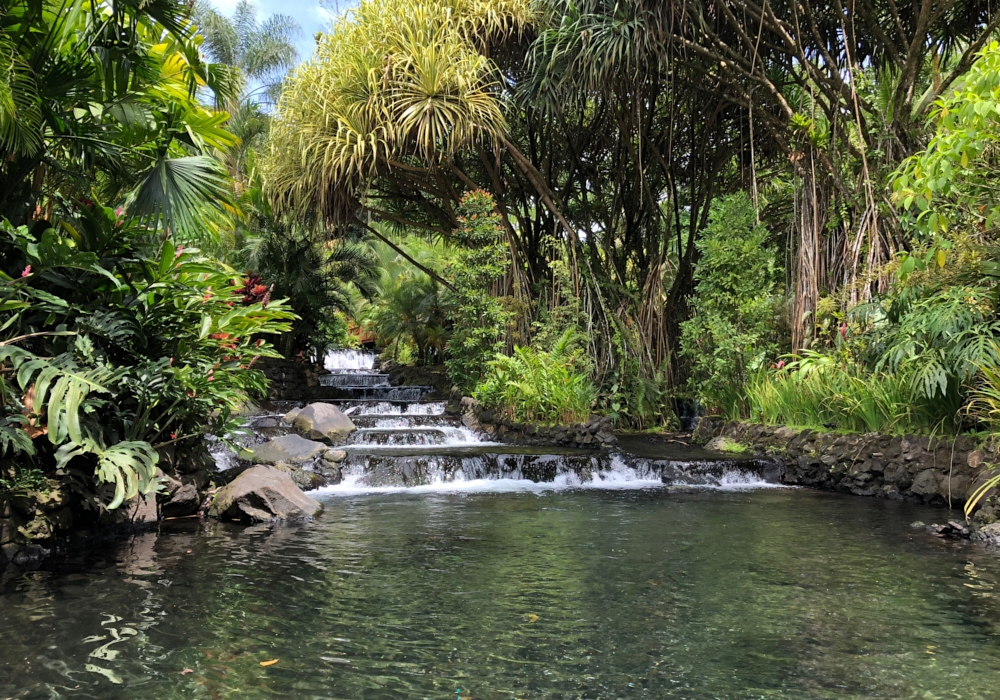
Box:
324;349;377;371
312;455;787;497
341;402;446;416
348;426;489;447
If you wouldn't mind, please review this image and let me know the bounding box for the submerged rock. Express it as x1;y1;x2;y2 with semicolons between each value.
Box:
292;403;356;443
246;434;327;465
974;522;1000;546
323;449;347;463
208;465;323;523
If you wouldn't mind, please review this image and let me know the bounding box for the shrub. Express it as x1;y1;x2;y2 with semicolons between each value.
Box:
679;193;782;416
0;203;294;509
475;330;596;425
746;352;951;435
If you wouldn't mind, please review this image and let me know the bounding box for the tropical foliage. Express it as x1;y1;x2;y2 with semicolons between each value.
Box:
0;0;305;511
2;200;293;509
679;194;783;417
476;330;596;425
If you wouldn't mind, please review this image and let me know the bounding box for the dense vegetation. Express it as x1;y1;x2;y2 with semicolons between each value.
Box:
6;0;1000;513
262;0;1000;434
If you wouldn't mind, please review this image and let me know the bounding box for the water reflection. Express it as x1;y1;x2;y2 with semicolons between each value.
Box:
2;490;1000;698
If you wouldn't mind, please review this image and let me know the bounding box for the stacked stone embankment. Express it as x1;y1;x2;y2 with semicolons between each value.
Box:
694;419;999;513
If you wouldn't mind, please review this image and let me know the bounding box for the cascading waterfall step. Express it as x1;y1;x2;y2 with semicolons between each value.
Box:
314;386;433;401
349;427;484;446
350;414;462;429
212;350;787;494
319;373;392;388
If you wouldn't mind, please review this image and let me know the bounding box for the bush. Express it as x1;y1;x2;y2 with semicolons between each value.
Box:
679;193;782;416
475;330;596;425
0;203;294;509
746;352;951;434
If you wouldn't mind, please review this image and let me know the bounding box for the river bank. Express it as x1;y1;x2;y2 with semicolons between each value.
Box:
691;417;1000;521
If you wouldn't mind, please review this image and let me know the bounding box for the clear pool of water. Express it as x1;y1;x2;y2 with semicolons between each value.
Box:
2;487;999;699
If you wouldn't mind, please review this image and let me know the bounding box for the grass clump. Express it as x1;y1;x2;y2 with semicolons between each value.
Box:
475;329;596;425
745;353;951;435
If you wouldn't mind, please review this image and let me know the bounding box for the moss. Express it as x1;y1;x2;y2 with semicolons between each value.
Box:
716;437;751;454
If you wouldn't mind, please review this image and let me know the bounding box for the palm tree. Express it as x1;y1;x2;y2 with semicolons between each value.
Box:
263;0;534;227
193;0;301;108
0;0;237;237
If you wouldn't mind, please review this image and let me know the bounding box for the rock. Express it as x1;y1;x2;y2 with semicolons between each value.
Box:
0;518;16;545
459;396;478;412
18;515;53;541
323;449;347;463
940;474;970;503
32;485;68;512
909;469;941;497
910;520;926;529
928;520;971;539
705;436;728;450
292;403;356;443
160;483;201;518
247;434;327;465
284;407;302;424
974;522;1000;546
968;450;985;469
274;464;324;491
127;495;159;525
208;465;323;523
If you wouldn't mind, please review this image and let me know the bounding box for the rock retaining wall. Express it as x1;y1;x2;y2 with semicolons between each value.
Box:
452;397;618;449
259;357;324;400
694;418;999;512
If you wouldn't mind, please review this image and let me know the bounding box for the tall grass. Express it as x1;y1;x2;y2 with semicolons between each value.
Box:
744;354;959;435
475;330;597;425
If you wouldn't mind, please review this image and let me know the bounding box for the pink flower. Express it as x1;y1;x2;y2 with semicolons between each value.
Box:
170;432;177;440
175;245;184;258
168;357;174;366
839;322;848;341
776;360;786;370
20;265;31;277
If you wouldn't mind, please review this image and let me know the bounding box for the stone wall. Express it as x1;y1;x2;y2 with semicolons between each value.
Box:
694;419;999;512
259;357;323;400
454;397;617;448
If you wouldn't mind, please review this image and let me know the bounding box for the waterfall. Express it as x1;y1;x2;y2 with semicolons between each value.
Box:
219;355;786;495
324;349;377;371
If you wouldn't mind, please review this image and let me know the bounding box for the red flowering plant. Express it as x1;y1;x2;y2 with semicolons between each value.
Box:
0;202;295;510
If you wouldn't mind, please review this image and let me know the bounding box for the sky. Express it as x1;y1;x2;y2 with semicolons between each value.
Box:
203;0;355;64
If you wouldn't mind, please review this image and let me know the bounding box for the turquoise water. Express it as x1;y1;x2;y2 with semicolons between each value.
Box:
2;486;1000;699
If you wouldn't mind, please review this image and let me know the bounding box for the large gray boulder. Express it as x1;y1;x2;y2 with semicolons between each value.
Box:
245;434;327;465
292;403;356;444
208;465;322;523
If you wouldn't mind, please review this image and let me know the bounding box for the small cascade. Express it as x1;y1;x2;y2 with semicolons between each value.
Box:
316;452;782;494
349;426;485;447
339;401;446;416
319;373;391;388
215;350;786;494
317;385;432;401
324;349;376;371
